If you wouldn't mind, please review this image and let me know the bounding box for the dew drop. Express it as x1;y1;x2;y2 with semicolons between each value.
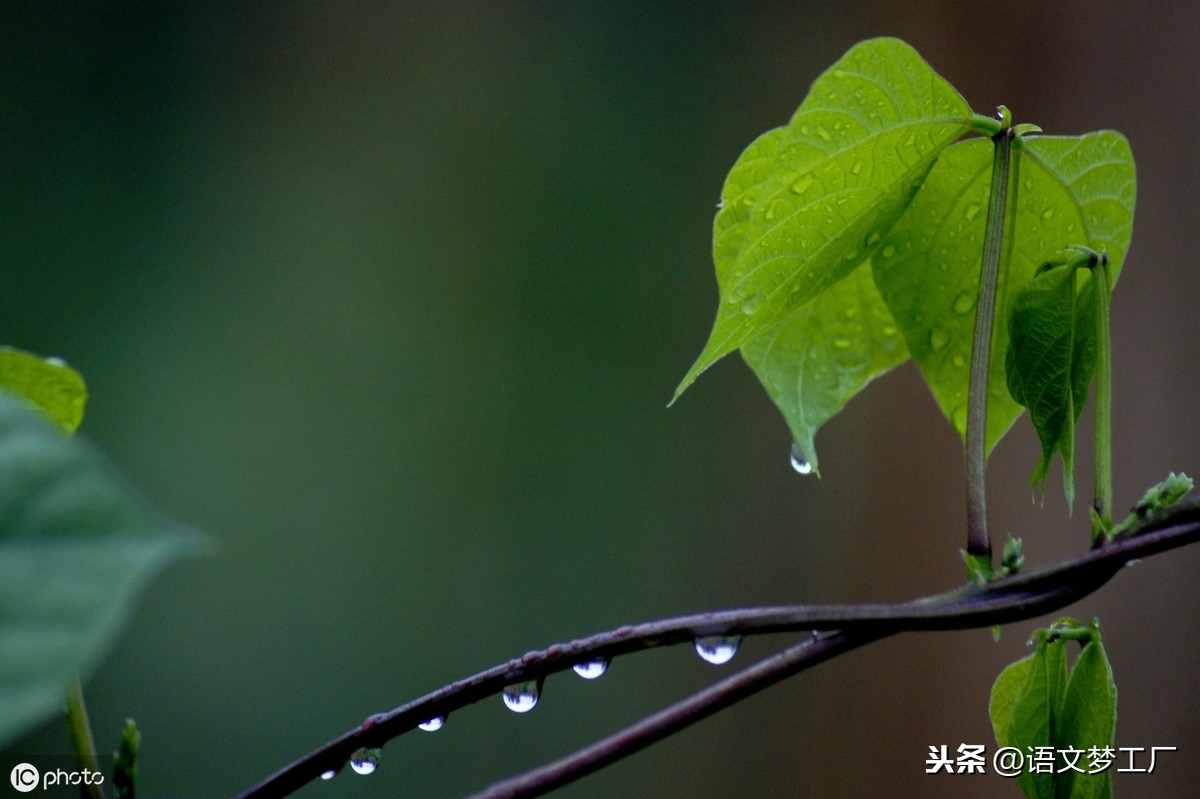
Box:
572;659;609;680
321;769;338;781
880;244;897;259
502;681;540;713
1042;207;1055;220
964;203;982;221
929;329;949;351
952;354;967;368
790;176;815;195
418;716;446;732
695;635;742;665
832;338;851;349
816;126;832;142
349;748;380;776
789;442;814;475
740;292;763;315
953;404;969;431
953;293;975;315
881;325;898;337
850;159;863;175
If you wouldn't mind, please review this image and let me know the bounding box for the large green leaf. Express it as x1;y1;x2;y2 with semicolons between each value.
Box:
0;394;205;749
873;131;1135;453
1005;253;1101;507
674;37;976;399
0;347;87;434
740;258;907;473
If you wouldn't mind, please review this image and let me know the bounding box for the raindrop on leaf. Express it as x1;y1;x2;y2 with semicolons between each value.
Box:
789;441;814;475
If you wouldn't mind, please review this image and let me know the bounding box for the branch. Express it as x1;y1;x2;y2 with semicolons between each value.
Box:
233;502;1200;799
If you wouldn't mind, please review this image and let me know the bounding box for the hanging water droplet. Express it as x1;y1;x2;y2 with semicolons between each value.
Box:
320;769;338;781
502;681;540;713
572;659;609;680
349;748;380;776
789;442;814;475
418;716;446;732
694;635;742;665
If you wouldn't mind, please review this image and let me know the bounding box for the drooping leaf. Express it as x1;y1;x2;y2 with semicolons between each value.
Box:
873;131;1135;454
1057;637;1116;799
0;394;206;749
0;347;87;434
674;37;977;400
990;634;1068;799
740;258;907;473
1005;252;1102;507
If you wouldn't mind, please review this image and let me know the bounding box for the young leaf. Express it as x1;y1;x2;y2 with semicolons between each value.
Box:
0;395;207;749
990;634;1068;799
740;258;907;473
1005;251;1101;507
0;347;87;434
1057;637;1116;799
674;37;976;400
873;132;1135;454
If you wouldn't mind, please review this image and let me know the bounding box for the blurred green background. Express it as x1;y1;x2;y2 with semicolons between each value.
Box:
4;3;1200;797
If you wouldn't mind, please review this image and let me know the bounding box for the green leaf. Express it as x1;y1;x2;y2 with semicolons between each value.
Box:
873;131;1135;454
0;347;87;434
1005;251;1101;507
0;394;206;749
674;37;975;400
990;635;1067;799
740;258;907;472
1058;637;1116;799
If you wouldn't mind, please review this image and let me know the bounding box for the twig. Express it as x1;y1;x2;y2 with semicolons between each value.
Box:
232;502;1200;799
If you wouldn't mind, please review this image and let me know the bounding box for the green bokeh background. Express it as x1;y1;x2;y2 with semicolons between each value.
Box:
4;4;1200;797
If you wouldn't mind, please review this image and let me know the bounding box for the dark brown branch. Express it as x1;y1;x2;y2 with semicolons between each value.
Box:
233;503;1200;799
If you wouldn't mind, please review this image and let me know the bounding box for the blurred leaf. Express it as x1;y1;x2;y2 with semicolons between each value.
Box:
0;395;206;749
990;633;1067;799
675;36;975;399
1005;251;1101;507
0;347;87;434
873;132;1135;454
740;258;908;473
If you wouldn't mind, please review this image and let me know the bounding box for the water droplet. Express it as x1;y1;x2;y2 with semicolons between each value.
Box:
929;329;949;351
952;354;967;368
850;160;862;175
832;338;851;349
790;175;814;195
816;126;832;142
741;293;762;315
789;442;814;475
418;716;446;732
1042;207;1055;220
953;293;975;315
350;748;380;776
880;244;897;259
864;230;882;248
695;635;742;665
502;681;540;713
572;659;609;680
321;769;338;781
964;203;982;221
953;404;968;430
881;325;898;337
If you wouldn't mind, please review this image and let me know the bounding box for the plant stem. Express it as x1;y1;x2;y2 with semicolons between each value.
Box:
1092;254;1113;540
965;108;1016;565
233;502;1200;799
65;676;106;799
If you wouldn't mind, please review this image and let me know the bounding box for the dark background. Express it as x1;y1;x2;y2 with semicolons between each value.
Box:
3;3;1199;797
